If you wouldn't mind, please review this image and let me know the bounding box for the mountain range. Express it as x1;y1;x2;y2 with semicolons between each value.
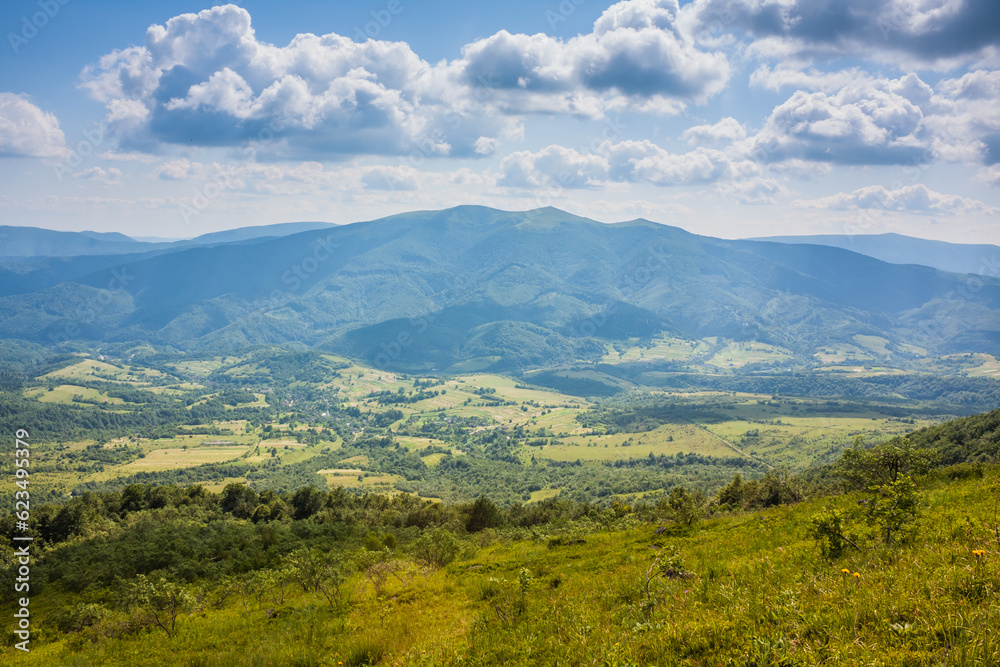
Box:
0;221;337;257
751;233;999;276
0;206;997;372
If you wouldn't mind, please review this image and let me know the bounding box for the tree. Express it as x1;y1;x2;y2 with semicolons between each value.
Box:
466;496;501;533
717;474;746;508
840;436;938;489
411;527;461;569
839;436;939;547
124;575;194;638
285;548;346;607
290;486;327;520
663;486;703;526
220;483;257;519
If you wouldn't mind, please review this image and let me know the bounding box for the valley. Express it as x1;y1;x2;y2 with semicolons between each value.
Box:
2;341;989;510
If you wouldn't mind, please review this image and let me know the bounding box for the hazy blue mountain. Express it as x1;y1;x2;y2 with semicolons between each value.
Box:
749;233;999;275
0;226;149;257
1;206;997;370
180;221;336;246
0;221;337;259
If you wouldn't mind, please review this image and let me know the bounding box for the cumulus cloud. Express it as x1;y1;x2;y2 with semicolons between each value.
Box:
793;184;997;215
497;139;762;189
80;2;733;159
0;93;67;158
498;145;607;188
924;69;1000;164
744;75;932;165
458;0;730;115
741;67;1000;167
687;0;1000;69
80;5;502;158
681;117;746;145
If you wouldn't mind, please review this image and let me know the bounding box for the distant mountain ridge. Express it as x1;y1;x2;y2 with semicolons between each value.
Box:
0;221;337;258
750;233;999;275
0;226;147;257
0;206;997;371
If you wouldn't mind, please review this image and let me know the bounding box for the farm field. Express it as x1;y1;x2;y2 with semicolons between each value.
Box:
2;347;981;505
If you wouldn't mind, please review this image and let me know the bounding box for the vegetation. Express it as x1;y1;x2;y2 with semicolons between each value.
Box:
1;446;998;664
0;334;996;664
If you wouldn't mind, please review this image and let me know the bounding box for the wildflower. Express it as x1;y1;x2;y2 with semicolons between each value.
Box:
841;568;851;574
853;572;861;578
972;550;986;557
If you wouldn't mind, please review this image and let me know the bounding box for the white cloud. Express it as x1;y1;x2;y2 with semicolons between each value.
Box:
457;1;730;115
0;93;67;159
73;167;124;186
681;117;746;145
80;5;501;159
744;77;930;166
154;159;203;181
79;2;734;160
749;65;877;93
793;184;998;215
717;177;788;205
923;69;1000;164
976;164;1000;187
497;139;763;189
498;145;607;188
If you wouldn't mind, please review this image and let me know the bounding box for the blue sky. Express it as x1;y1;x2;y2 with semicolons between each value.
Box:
1;0;998;243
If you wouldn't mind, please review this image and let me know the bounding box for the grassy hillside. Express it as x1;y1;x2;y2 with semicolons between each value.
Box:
2;464;997;666
909;406;1000;463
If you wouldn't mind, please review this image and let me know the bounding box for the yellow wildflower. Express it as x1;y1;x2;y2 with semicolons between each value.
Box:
853;572;861;578
972;550;986;557
841;568;851;574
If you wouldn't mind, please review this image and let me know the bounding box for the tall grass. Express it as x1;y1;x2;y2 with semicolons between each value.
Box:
3;468;998;665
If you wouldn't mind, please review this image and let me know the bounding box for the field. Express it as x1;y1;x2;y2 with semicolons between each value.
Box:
706;341;794;369
3;349;982;504
115;447;249;471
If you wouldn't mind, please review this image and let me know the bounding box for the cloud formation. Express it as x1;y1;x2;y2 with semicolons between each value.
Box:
80;5;506;158
457;0;730;114
794;184;997;215
0;93;67;159
80;2;737;158
688;0;1000;68
498;139;763;191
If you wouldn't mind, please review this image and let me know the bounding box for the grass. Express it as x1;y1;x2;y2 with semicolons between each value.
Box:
601;336;709;364
706;341;795;369
853;334;892;356
5;467;998;665
812;343;874;364
120;446;253;471
25;385;125;405
531;424;733;462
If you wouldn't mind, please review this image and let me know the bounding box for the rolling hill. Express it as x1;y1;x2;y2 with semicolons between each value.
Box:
0;206;998;371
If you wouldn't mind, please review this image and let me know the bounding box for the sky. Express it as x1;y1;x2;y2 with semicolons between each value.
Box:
1;0;999;243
